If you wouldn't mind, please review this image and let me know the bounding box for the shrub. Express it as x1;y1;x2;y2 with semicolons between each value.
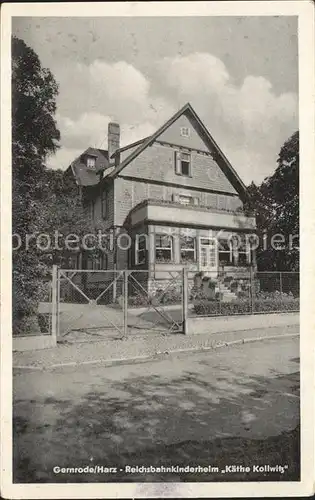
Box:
128;294;150;307
128;285;182;308
157;287;182;305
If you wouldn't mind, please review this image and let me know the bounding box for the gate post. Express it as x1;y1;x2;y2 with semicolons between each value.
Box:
250;265;254;314
123;270;128;337
51;264;58;345
182;267;189;334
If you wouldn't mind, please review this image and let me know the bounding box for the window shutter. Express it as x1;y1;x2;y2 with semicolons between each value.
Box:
193;197;199;206
172;193;180;203
175;151;181;175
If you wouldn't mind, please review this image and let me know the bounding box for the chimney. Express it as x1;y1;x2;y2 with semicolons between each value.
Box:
108;122;120;161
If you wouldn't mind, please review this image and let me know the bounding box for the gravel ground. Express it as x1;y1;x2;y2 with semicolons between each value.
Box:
13;324;299;370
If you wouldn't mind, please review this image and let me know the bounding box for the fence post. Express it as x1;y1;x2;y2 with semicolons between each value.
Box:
279;271;283;297
250;265;254;314
51;265;58;345
124;270;128;337
113;264;117;303
182;267;189;335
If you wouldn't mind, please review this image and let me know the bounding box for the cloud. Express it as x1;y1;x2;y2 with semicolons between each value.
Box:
46;147;83;171
160;53;230;95
158;52;298;183
56;112;112;150
46;59;175;170
48;52;297;184
55;59;174;127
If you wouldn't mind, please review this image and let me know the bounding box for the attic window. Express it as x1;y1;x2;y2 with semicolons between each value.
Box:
175;151;191;177
180;127;190;137
86;156;96;169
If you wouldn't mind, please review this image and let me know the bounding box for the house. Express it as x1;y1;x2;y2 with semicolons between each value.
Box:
66;103;256;297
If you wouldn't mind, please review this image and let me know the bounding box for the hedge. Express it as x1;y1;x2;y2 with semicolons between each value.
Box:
193;292;299;316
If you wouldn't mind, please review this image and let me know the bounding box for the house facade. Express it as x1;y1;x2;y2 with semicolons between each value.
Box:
67;103;256;294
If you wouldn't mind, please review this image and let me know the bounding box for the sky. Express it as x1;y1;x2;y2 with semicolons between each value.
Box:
12;16;298;185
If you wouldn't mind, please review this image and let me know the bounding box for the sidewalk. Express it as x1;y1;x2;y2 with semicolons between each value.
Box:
13;323;299;370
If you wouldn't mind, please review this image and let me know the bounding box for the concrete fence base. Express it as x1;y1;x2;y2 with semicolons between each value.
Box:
13;335;56;352
185;312;299;335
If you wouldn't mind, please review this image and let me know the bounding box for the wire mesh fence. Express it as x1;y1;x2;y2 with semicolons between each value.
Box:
57;269;183;339
189;270;299;317
58;270;125;338
13;267;299;338
127;270;183;333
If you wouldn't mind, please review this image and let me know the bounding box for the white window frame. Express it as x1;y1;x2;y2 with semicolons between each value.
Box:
180;126;190;137
180;235;197;263
237;242;251;265
231;235;251;265
155;234;173;263
87;156;96;169
199;236;218;273
218;238;233;266
135;235;147;265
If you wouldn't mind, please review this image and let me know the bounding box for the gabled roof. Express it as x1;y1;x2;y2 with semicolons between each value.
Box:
108;102;248;200
70;147;109;186
112;137;148;157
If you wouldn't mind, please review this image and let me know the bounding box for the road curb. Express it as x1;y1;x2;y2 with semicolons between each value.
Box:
13;331;299;372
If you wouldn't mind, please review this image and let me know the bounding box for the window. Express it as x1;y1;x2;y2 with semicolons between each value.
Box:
179;194;193;205
237;239;250;265
68;253;80;269
87;156;96;169
155;234;173;263
87;252;108;270
231;235;251;266
180;126;190;137
101;190;108;219
135;235;147;265
180;236;196;263
173;193;200;206
175;151;191;177
218;239;232;266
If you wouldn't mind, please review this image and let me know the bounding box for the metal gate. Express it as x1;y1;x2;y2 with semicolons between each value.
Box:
54;268;184;340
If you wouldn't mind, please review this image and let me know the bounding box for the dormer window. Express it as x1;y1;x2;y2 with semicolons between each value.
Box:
180;126;190;137
86;155;96;169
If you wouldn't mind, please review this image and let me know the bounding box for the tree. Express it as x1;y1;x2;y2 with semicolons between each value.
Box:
12;37;106;335
246;131;299;271
12;36;60;332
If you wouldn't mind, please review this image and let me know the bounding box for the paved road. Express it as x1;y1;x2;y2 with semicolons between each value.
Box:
13;337;299;483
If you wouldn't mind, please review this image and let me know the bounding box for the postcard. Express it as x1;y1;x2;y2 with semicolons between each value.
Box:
1;1;314;498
